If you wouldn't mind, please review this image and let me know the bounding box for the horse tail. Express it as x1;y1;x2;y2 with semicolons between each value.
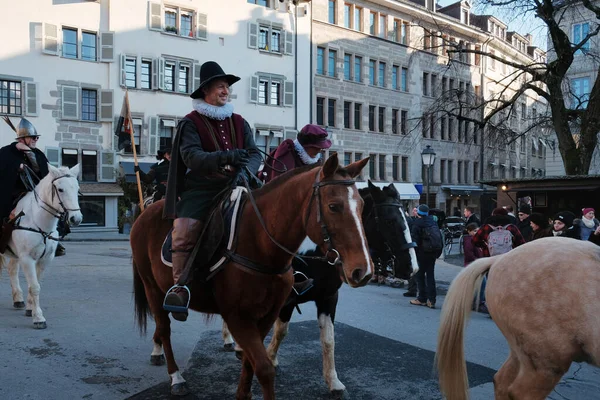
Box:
132;259;149;335
436;257;495;400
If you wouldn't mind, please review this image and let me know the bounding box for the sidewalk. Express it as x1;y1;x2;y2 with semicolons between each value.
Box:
63;231;130;242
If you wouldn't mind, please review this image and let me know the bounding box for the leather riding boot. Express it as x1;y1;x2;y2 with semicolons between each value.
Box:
55;242;66;257
164;217;203;321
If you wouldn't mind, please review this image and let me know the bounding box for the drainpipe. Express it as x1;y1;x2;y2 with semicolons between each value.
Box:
294;2;298;130
309;0;313;124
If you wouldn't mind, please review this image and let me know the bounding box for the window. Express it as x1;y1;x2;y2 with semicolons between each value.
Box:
62;28;78;59
378;155;386;180
401;67;408;91
448;118;454;141
82;150;98;182
79;196;105;227
81;32;97;61
344;101;351;128
316;97;325;125
422;113;429;138
141;60;152;89
258;77;282;106
248;0;269;6
390;20;398;42
328;49;337;77
441;116;447;140
62;149;78;168
317;47;325;75
392;109;398;134
369;154;376;179
344;4;351;28
392;65;398;90
573;23;590;54
401;110;408;135
178;65;190;93
354;103;362;129
422;72;429;96
354;7;362;31
401;157;408;181
448;160;453;183
431;74;437;97
369;12;376;35
401;21;409;45
392;156;399;180
571;77;591;109
464;160;469;183
378;107;385;132
378;62;385;87
164;61;176;91
369;105;376;131
81;89;97;121
270;28;281;53
354;56;362;82
440;159;446;183
180;10;194;37
160;120;174;149
457;161;463;183
328;99;336;127
328;0;336;24
0;80;22;115
344;152;352;166
344;54;351;80
379;14;386;38
258;25;282;53
162;6;199;38
473;161;479;182
164;7;177;33
254;130;282;155
369;60;376;85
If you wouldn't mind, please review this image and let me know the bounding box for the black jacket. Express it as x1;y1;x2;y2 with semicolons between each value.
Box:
0;142;49;220
410;215;441;258
518;217;533;242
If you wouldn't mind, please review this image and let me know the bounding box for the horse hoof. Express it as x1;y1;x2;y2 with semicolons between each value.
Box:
13;301;25;309
25;310;32;317
33;321;47;329
150;354;165;366
235;350;244;360
331;389;345;399
224;343;235;351
171;382;190;396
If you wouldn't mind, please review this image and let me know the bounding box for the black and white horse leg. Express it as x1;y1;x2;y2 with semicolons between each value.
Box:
316;291;345;394
6;258;25;308
266;304;295;369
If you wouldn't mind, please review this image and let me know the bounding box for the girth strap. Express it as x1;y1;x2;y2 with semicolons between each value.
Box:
224;250;292;276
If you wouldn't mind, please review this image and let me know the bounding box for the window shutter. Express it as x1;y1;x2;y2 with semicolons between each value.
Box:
148;1;163;31
149;116;159;156
158;58;165;90
45;147;60;168
119;54;126;87
151;58;158;90
196;13;208;40
248;22;258;49
42;23;59;56
284;81;294;107
99;31;115;62
99;151;116;182
99;90;113;122
192;63;201;93
249;76;258;103
24;82;38;116
284;30;293;55
61;85;79;120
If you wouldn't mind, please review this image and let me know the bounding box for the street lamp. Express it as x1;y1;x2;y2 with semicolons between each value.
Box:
421;145;436;207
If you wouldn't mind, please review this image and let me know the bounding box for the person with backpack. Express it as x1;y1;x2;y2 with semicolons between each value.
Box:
472;207;526;258
261;124;331;183
409;204;443;309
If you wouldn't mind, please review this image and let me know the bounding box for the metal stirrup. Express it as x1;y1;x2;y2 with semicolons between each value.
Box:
163;285;191;313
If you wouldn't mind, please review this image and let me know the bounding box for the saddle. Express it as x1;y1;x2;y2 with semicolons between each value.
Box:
161;187;248;282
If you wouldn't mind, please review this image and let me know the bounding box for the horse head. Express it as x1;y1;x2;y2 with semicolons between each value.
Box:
45;164;83;227
360;181;418;280
303;153;372;288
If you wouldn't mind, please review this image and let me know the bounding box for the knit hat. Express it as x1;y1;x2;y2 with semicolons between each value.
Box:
492;207;508;216
529;213;548;229
582;207;595;216
519;204;531;215
553;211;576;228
417;204;429;216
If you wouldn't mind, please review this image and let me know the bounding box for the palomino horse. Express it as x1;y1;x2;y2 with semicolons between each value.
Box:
1;164;82;329
437;237;600;400
130;154;373;398
222;181;419;396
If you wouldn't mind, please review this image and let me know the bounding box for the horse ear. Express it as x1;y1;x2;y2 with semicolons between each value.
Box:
367;180;379;192
344;157;369;178
386;183;400;198
48;163;59;177
321;152;339;179
69;163;81;178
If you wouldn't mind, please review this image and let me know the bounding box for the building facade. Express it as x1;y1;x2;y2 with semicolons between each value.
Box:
0;0;311;231
311;0;548;216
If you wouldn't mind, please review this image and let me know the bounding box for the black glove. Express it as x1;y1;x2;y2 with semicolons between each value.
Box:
134;165;141;173
222;149;250;168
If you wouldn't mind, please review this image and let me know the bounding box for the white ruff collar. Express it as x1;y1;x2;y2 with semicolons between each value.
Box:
192;99;233;120
293;139;322;165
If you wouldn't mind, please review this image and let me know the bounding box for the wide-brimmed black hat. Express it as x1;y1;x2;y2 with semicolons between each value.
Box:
190;61;240;99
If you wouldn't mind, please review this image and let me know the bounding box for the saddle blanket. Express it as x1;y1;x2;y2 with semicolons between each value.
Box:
161;187;247;275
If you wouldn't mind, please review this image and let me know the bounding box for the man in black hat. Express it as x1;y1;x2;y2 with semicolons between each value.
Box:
517;204;533;242
162;61;263;321
135;147;171;202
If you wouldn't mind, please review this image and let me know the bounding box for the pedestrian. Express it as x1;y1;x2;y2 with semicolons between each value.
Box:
552;211;580;239
574;208;599;241
503;205;518;225
463;206;480;226
529;212;552;241
409;204;443;309
472;207;526;258
463;222;483;266
135;147;171;202
517;204;533;242
589;225;600;246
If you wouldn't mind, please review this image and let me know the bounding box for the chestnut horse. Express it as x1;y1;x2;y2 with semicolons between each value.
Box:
130;154;373;399
437;237;600;400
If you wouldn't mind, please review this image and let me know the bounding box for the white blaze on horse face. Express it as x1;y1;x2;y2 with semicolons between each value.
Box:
298;236;318;255
318;313;346;392
347;186;371;276
399;207;419;275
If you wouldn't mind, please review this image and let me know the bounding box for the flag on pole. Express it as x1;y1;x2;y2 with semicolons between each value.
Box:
114;92;133;151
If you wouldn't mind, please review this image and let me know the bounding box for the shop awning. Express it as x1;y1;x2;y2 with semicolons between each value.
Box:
441;185;484;196
354;182;421;200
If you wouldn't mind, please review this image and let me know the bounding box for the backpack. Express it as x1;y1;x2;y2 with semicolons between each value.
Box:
487;225;513;256
420;224;443;256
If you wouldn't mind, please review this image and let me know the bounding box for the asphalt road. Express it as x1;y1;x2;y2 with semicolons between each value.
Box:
0;241;598;399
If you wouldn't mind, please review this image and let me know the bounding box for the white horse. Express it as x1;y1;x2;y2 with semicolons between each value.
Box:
0;164;82;329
